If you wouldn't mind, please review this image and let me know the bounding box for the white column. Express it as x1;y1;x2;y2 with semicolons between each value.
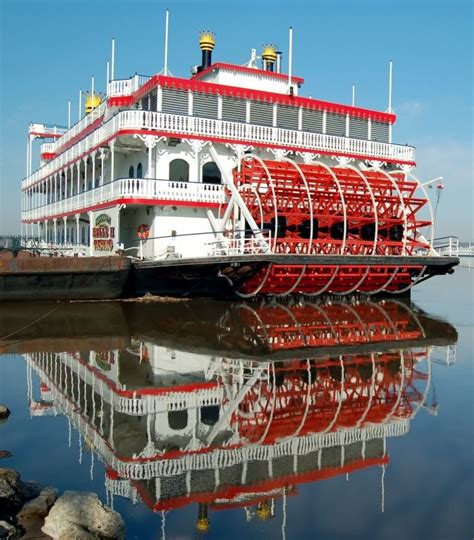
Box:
217;95;223;120
100;148;105;186
76;162;81;194
110;141;115;183
63;216;67;244
88;211;94;255
368;119;372;141
298;107;303;130
157;85;163;112
245;101;251;123
272;104;277;127
53;218;58;244
322;110;327;134
345;114;350;137
188;91;193;116
76;214;80;245
83;157;88;192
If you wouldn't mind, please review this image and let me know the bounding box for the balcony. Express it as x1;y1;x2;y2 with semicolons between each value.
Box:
23;110;416;189
107;74;152;98
22;178;226;222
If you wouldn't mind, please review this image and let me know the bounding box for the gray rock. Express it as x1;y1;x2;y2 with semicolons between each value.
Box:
0;405;10;421
17;481;43;502
0;520;20;539
17;487;58;520
0;469;22;518
42;491;125;539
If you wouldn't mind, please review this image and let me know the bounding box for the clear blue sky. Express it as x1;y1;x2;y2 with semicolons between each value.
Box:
0;0;472;238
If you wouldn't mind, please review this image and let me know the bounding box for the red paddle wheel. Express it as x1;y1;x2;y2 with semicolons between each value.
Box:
231;159;431;296
232;349;429;445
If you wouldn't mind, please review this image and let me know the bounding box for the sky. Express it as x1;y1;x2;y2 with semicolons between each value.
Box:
0;0;472;238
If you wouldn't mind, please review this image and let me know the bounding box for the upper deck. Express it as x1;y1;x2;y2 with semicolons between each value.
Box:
23;60;413;190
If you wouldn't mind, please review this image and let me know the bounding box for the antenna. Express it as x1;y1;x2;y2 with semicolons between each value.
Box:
163;9;170;75
91;76;95;100
288;27;293;89
78;89;82;121
388;60;393;113
352;84;356;107
111;38;115;81
68;100;71;129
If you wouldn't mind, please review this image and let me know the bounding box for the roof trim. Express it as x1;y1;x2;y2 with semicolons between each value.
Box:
192;62;305;84
109;74;396;124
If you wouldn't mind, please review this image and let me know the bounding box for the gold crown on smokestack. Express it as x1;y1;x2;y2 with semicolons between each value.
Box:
262;44;277;64
199;31;215;51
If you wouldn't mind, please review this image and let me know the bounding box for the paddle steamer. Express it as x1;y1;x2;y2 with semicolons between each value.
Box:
20;29;458;297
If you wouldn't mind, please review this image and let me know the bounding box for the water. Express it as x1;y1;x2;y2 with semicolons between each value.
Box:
0;267;472;540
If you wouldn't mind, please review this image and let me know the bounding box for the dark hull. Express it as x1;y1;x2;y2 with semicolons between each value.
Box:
130;254;460;299
0;255;131;302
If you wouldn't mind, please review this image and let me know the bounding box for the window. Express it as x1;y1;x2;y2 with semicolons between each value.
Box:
200;405;219;426
168;409;188;430
202;161;221;184
129;165;135;178
169;159;189;182
137;162;143;178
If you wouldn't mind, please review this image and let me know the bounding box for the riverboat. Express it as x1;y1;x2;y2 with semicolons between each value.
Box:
20;26;458;298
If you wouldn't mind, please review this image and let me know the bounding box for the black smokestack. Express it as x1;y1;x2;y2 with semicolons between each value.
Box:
199;32;215;71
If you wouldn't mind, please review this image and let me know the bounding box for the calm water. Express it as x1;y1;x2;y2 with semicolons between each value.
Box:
0;267;472;540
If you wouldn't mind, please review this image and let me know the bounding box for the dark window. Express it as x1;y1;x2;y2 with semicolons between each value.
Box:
200;405;219;426
202;161;221;184
169;159;189;182
129;165;135;178
137;163;143;178
168;409;188;430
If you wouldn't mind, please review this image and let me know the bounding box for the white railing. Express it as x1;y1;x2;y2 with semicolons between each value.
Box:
205;231;272;257
107;74;152;97
22;110;417;189
20;240;89;256
40;101;108;158
40;142;56;154
22;178;226;222
29;123;67;137
433;236;459;256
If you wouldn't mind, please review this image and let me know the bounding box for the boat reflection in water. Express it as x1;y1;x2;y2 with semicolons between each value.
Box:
17;299;457;535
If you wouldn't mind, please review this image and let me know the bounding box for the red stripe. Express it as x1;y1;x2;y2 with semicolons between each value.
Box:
22;196;221;222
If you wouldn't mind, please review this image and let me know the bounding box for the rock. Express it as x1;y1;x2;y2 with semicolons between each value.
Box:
0;469;43;522
17;481;43;502
0;406;10;421
0;469;22;519
42;491;125;539
17;487;58;520
0;452;12;460
0;520;21;539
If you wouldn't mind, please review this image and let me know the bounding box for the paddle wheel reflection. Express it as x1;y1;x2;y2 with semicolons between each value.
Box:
22;298;456;536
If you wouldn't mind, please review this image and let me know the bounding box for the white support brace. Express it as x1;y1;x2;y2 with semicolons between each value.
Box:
208;144;268;247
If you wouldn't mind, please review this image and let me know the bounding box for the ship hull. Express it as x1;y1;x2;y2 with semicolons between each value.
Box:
131;254;459;299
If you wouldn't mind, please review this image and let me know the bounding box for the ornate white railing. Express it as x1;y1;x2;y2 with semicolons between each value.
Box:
22;110;416;189
107;74;152;97
22;178;226;221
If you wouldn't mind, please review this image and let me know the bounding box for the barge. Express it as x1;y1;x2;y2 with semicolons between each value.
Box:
18;23;458;299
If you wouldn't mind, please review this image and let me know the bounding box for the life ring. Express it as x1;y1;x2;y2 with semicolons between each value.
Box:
137;224;150;240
